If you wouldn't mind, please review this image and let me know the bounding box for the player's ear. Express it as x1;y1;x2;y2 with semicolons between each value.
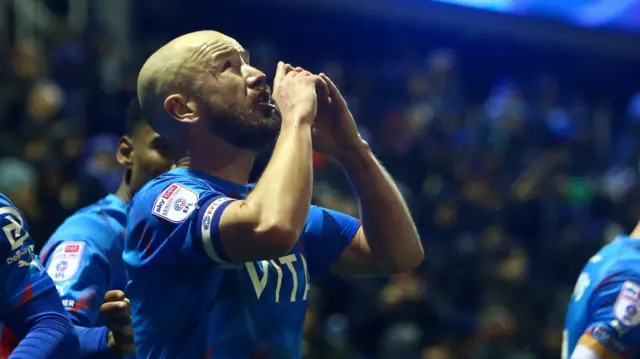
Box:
116;136;134;169
164;94;199;124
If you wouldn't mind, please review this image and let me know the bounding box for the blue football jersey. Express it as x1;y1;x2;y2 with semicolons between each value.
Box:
0;193;56;354
564;235;640;358
124;168;360;359
40;194;127;326
0;193;53;317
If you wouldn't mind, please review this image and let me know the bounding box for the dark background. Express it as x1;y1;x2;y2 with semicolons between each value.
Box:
2;1;640;358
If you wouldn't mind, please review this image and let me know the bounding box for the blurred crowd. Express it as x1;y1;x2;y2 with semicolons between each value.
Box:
3;1;640;359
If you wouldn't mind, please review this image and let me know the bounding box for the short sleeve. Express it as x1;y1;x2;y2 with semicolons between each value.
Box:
125;181;238;267
301;206;360;278
0;205;54;313
42;241;108;326
581;275;640;356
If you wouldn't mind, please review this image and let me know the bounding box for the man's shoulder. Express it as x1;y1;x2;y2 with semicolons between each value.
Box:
58;200;116;230
301;205;358;234
0;193;14;208
585;256;640;311
0;195;23;222
130;174;219;225
595;241;640;286
44;199;122;251
136;173;216;202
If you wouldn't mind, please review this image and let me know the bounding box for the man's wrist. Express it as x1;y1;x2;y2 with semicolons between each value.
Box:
280;114;313;132
334;140;374;172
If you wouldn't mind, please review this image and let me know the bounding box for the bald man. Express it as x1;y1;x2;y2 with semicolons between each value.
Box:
124;30;423;358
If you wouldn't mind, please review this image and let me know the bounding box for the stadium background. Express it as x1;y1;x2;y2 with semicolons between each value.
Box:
2;0;640;358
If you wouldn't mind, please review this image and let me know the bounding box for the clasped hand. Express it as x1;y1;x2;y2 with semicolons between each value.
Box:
272;62;366;158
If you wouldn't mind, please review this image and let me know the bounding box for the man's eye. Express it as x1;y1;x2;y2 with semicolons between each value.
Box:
222;60;233;71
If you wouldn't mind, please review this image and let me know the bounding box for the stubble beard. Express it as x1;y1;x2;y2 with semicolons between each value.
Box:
206;102;281;152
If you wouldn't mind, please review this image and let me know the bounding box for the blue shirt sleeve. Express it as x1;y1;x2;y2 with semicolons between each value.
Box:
1;313;113;359
42;241;108;326
582;273;640;356
0;205;54;315
74;326;116;359
125;180;238;267
301;205;360;278
4;287;80;359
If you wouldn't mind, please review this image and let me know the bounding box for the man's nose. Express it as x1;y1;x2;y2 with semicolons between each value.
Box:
246;67;267;88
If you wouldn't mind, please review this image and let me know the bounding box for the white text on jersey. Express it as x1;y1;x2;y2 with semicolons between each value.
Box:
246;253;310;303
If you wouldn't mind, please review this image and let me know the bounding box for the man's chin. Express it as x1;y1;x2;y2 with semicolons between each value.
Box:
210;109;280;151
255;102;278;114
256;107;280;124
264;108;281;126
251;109;280;129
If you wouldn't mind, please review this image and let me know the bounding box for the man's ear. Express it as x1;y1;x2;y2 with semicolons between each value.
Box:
164;94;199;124
116;136;134;168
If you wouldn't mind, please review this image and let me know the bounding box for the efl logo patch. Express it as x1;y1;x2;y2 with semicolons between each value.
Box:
614;281;640;327
152;183;199;223
47;242;84;283
622;281;640;300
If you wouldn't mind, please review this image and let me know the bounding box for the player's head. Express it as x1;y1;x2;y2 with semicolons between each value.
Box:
116;98;175;195
137;30;280;153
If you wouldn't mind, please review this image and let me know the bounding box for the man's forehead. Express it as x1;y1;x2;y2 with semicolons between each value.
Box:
220;36;242;49
211;37;244;55
187;36;246;65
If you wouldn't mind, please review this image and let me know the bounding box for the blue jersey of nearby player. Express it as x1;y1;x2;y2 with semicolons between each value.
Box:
0;193;54;319
40;194;127;326
564;235;640;359
124;168;360;359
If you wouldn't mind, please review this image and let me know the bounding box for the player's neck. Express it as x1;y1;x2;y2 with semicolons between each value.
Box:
186;139;255;185
114;182;133;205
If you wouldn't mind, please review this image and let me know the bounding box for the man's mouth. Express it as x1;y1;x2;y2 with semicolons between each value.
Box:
255;90;271;104
254;91;276;112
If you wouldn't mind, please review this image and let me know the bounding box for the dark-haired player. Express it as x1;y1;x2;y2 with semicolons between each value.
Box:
36;99;174;356
0;99;169;358
125;30;423;358
564;223;640;359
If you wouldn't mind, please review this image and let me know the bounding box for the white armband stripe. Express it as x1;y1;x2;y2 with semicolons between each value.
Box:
200;197;234;264
571;344;602;359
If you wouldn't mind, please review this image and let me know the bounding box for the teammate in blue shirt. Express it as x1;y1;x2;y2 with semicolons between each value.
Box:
0;193;80;358
0;193;135;359
38;98;174;356
564;227;640;358
126;30;424;358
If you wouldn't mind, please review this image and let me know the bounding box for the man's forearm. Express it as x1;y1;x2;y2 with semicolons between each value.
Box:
8;316;79;359
338;145;423;271
5;288;80;359
247;123;313;234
